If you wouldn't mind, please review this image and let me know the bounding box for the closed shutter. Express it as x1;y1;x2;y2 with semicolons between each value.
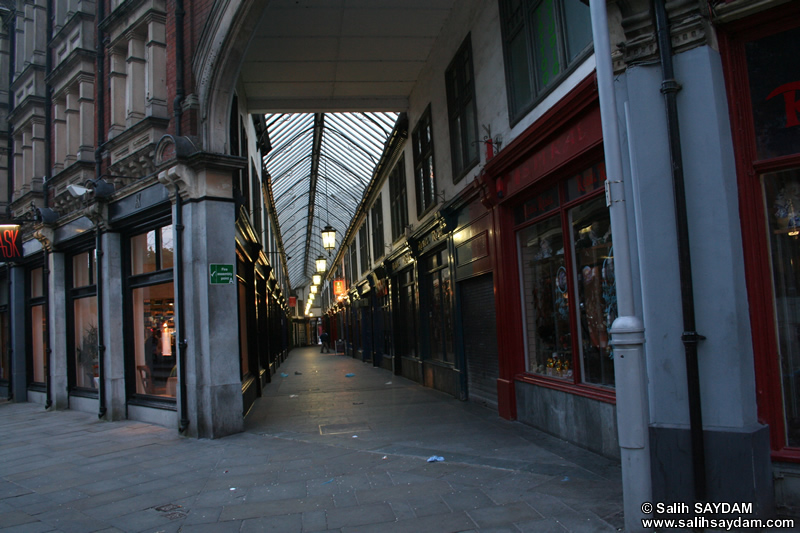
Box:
460;274;499;407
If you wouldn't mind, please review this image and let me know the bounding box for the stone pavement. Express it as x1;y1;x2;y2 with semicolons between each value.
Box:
0;346;623;532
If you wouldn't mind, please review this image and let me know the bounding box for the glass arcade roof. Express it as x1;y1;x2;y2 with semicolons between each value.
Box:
264;112;399;290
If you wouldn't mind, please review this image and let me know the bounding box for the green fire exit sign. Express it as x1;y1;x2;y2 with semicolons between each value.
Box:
209;264;235;285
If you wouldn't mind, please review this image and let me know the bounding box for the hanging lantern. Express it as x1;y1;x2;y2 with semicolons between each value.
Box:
316;255;327;273
312;274;321;285
321;224;336;252
310;285;318;294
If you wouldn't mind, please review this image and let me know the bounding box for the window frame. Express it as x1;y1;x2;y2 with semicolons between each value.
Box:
513;159;615;402
412;105;437;216
498;0;594;125
389;157;408;242
66;243;99;396
445;34;480;183
371;195;385;262
359;222;370;275
123;217;177;406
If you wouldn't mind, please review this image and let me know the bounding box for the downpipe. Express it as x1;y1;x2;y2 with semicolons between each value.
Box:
589;0;652;531
653;0;707;502
95;0;107;419
176;191;189;433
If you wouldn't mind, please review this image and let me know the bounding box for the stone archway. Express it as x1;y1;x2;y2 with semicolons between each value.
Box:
194;0;270;154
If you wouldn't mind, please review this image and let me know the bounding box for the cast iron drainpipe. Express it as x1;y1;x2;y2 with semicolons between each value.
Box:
95;0;107;419
653;0;707;501
174;0;189;433
43;0;53;411
5;7;15;401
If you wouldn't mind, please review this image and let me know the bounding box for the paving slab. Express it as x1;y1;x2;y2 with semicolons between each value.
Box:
0;347;624;532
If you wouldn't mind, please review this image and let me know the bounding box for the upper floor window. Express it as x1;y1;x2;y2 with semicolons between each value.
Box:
389;158;408;242
359;223;370;274
445;35;479;182
371;196;385;261
499;0;593;122
413;106;437;215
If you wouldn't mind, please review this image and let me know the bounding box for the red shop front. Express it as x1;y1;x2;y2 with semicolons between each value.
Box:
485;75;619;457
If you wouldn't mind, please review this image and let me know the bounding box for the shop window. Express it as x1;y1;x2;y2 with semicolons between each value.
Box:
396;268;418;359
0;277;7;383
371;196;385;261
412;106;437;214
499;0;592;122
238;277;250;378
128;224;176;399
29;267;46;385
445;36;479;182
69;250;99;391
389;158;408;242
763;168;800;447
517;162;614;387
359;223;370;274
422;249;455;364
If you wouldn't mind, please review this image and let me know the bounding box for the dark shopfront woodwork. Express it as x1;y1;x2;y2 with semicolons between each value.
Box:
483;73;603;419
719;2;800;459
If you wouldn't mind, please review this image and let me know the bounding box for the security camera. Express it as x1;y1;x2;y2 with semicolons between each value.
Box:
67;184;89;197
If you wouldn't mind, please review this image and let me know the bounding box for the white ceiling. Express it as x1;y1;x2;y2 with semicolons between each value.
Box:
241;0;458;112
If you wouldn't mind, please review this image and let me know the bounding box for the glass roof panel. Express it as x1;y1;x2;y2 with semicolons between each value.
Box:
263;112;399;289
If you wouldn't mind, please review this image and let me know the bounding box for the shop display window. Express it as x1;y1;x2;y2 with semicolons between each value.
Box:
763;168;800;447
517;162;615;388
128;223;176;399
70;250;98;391
423;249;455;364
0;280;8;382
131;283;176;397
29;267;46;385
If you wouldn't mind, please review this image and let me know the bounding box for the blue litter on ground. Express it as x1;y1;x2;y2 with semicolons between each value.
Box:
321;478;334;485
427;455;445;463
562;476;570;482
280;373;289;377
345;373;355;377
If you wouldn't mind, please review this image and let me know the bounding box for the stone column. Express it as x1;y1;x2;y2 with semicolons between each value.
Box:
47;249;68;409
31;119;45;192
145;19;167;119
53;100;66;172
102;230;126;420
108;48;126;138
65;90;79;165
158;154;245;438
78;77;94;162
126;33;146;126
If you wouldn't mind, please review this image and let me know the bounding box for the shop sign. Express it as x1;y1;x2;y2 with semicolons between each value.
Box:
209;263;234;285
746;25;800;160
333;279;346;296
0;224;22;261
504;106;602;198
289;296;297;307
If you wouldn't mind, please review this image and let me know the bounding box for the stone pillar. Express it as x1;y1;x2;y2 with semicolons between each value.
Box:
145;19;167;119
65;90;79;164
78;78;94;162
126;34;146;126
102;230;126;420
47;250;68;409
13;133;23;195
31;120;45;191
158;155;245;438
53;100;66;172
108;49;126;138
21;129;31;195
10;265;26;402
